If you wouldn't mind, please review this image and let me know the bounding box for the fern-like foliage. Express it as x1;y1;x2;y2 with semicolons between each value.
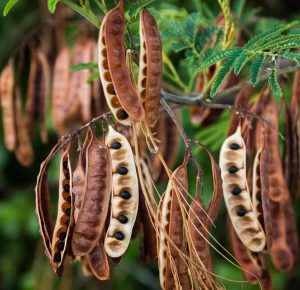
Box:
197;21;300;97
3;0;19;16
127;0;155;22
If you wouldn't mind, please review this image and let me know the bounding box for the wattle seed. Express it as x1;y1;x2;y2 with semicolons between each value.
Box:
64;184;70;192
59;232;66;240
120;190;131;199
63;161;68;169
114;231;124;240
230;143;240;150
237;207;247;217
118;215;128;224
228;165;238;174
111;141;121;149
54;252;61;262
118;167;128;175
231;187;242;195
119;110;128;120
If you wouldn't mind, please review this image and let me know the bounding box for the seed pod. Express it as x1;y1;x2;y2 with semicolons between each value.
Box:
51;46;71;135
98;0;144;123
104;126;139;258
157;161;190;290
86;242;110;280
227;218;273;290
51;145;73;272
72;131;112;256
0;62;16;151
252;144;272;249
137;8;162;128
219;126;266;252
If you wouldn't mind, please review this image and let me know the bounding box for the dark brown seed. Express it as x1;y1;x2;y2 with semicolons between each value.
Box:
118;167;128;175
230;143;240;150
114;231;124;240
228;166;238;174
237;207;247;216
231;187;242;195
120;190;131;199
118;215;128;224
111;141;121;149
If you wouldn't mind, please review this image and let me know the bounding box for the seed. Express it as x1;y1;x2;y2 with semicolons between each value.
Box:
65;208;71;216
228;165;238;174
120;190;131;199
65;172;70;180
231;187;242;195
118;167;128;175
229;143;240;150
64;184;70;192
67;196;71;203
65;219;70;226
58;242;64;251
111;141;121;149
237;207;247;217
59;232;66;240
114;231;124;240
63;161;68;169
119;110;128;120
118;215;128;224
54;252;61;262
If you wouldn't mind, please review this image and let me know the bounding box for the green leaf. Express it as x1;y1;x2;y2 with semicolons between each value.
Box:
128;0;155;20
197;25;220;53
277;50;300;63
69;62;98;72
250;53;265;86
171;40;190;53
48;0;60;14
233;0;246;17
268;60;283;102
197;48;240;72
87;71;100;82
233;51;249;75
3;0;18;16
210;49;242;96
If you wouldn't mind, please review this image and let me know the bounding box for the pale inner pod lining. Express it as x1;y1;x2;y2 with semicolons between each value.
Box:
252;150;263;223
104;126;138;257
137;23;147;101
98;21;130;126
219;127;266;252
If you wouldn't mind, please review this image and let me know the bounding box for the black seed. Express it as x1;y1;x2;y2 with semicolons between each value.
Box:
119;110;128;120
64;184;70;192
59;232;66;240
228;165;238;174
114;231;124;240
63;161;68;169
67;196;71;203
118;167;128;175
65;172;70;180
120;190;131;199
111;87;116;94
229;143;240;150
65;208;71;216
231;187;242;195
111;141;121;149
118;215;128;224
58;242;64;251
54;252;61;262
66;219;70;226
237;207;247;217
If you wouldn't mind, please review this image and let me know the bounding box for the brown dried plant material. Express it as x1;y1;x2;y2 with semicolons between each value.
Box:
51;46;71;135
99;0;145;123
228;219;273;290
220;126;266;252
14;89;34;166
137;8;162;128
157;160;190;290
86;242;110;280
51;145;73;272
72;130;112;256
0;62;16;151
104;126;139;258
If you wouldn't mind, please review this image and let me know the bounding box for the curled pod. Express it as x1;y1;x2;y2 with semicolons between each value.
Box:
72;131;112;256
157;161;190;290
104;126;139;258
219;126;266;252
227;218;273;290
99;1;144;122
137;8;162;128
51;145;73;272
51;46;71;135
252;145;272;249
0;62;16;151
86;242;110;281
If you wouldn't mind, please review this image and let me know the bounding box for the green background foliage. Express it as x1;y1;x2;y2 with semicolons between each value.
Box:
0;1;299;290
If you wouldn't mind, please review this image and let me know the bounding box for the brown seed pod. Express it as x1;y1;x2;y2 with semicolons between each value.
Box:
86;242;110;281
220;126;266;252
104;126;139;258
157;160;190;290
99;0;145;123
0;62;16;151
51;145;73;272
137;8;162;128
51;46;71;135
72;131;112;256
227;218;273;290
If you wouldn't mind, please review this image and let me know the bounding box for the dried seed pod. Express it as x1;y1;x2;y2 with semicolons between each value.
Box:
137;8;162;128
157;160;190;290
219;126;266;252
51;46;71;134
98;0;144;123
227;219;273;290
86;242;110;280
0;62;16;151
51;145;73;272
72;131;112;256
104;126;139;258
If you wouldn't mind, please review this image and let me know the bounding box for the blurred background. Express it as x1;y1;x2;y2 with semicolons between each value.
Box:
0;0;299;290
